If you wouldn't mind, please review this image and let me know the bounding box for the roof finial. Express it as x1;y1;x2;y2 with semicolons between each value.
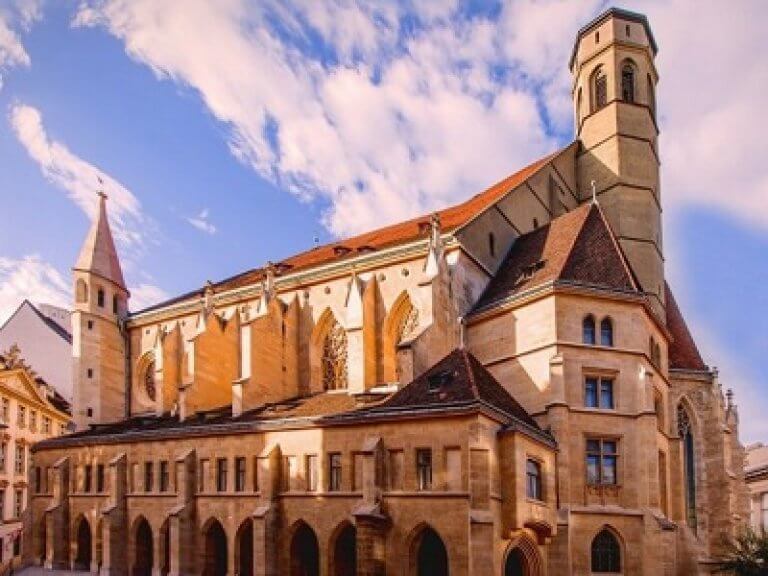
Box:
97;174;108;201
590;180;598;205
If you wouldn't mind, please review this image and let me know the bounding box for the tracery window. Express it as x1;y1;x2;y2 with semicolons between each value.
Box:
591;529;621;573
593;67;608;111
396;304;420;344
678;404;697;530
322;321;348;390
143;360;157;402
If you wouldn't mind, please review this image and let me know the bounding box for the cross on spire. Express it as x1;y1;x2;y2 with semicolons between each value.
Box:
97;175;108;201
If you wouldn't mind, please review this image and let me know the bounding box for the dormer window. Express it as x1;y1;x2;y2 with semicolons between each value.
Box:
427;370;452;392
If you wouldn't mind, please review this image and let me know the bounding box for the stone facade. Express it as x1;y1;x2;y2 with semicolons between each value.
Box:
26;7;748;576
0;346;71;571
745;443;768;533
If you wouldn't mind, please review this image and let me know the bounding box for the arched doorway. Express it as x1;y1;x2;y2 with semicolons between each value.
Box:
411;526;448;576
236;519;254;576
74;517;92;570
36;517;47;565
331;523;356;576
203;520;228;576
290;522;319;576
504;548;528;576
133;517;153;576
159;520;170;576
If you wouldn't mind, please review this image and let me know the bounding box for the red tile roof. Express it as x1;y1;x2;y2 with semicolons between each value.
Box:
474;203;639;311
134;150;560;315
665;283;707;371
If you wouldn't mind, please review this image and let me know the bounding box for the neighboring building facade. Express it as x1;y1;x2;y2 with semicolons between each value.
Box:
746;443;768;533
0;300;73;403
0;346;71;570
26;8;748;576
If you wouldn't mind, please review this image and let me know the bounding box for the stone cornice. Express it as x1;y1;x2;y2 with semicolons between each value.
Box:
128;235;459;327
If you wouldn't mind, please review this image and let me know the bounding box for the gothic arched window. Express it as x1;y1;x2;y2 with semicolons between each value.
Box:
396;304;420;344
143;359;156;402
97;287;105;308
621;61;636;103
591;529;621;573
678;404;697;530
583;315;596;345
647;74;656;119
600;318;614;347
322;320;348;390
592;67;608;111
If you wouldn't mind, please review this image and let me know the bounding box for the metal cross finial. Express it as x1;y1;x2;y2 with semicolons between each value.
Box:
590;180;598;205
96;175;108;200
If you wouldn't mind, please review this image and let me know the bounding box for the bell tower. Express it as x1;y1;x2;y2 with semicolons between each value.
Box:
571;8;664;315
72;191;129;429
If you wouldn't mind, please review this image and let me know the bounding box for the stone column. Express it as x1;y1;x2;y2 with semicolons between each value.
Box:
48;456;71;569
253;444;282;576
101;453;128;576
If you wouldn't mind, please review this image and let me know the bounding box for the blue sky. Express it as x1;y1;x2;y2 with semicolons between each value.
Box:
0;0;766;441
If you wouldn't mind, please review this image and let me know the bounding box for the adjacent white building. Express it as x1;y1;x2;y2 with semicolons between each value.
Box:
0;301;73;403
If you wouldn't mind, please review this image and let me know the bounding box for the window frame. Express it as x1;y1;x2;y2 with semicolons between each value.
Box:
416;448;433;491
600;317;614;347
159;460;169;493
216;458;228;493
234;457;246;492
84;464;93;493
144;461;154;493
584;375;615;410
586;438;619;486
328;452;342;492
583;315;597;345
525;458;544;501
621;62;636;103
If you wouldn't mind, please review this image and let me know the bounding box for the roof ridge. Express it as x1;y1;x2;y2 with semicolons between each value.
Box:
591;203;642;292
130;147;570;317
460;349;480;400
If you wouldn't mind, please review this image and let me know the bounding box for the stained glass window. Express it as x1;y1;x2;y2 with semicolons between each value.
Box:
397;304;419;343
144;360;157;401
322;321;348;390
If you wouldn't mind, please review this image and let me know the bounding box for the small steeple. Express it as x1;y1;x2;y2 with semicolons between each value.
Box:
74;186;126;290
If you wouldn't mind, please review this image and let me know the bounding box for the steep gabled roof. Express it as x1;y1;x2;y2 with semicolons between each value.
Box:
665;283;707;371
74;193;126;290
134;148;565;315
473;203;639;312
367;348;541;429
0;300;72;344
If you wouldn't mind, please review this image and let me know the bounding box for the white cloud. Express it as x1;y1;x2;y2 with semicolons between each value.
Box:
9;103;147;251
129;283;169;311
0;11;31;72
0;255;70;324
186;208;216;235
72;0;557;237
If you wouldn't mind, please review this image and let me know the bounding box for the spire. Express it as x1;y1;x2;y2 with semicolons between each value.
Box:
74;187;126;290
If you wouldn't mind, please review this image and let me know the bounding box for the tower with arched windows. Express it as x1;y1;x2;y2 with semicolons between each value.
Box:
571;8;664;315
72;192;129;430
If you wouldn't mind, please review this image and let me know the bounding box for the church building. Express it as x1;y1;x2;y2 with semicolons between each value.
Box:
25;8;747;576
